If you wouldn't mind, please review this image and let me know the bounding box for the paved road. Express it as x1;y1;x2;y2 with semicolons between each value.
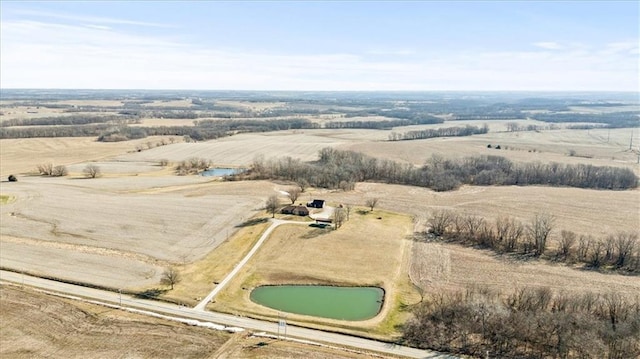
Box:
0;270;453;358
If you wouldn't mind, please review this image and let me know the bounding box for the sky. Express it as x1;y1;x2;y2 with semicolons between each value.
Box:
1;1;638;91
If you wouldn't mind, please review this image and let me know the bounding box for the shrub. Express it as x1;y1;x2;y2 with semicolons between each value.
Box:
51;165;68;177
8;174;17;182
83;164;101;178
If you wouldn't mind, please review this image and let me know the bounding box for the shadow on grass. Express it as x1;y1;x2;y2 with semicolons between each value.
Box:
135;288;167;299
301;226;332;239
235;217;269;228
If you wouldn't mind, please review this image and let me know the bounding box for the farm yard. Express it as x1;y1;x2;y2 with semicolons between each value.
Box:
208;210;419;338
1;91;639;358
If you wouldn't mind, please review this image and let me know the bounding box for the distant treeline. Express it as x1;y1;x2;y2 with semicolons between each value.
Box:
403;285;640;359
344;109;443;122
530;112;639;128
505;122;560;132
388;124;488;141
0;115;138;127
238;148;638;191
0;124;110;139
326;117;443;130
99;118;318;142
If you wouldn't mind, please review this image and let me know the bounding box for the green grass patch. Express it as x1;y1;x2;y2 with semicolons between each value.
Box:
0;194;15;205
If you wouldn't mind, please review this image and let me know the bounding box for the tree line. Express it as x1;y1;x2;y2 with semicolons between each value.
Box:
0;114;138;127
422;210;639;273
505;122;560;132
0;124;111;139
388;124;488;141
238;148;638;191
325;117;443;130
531;112;639;128
403;285;640;358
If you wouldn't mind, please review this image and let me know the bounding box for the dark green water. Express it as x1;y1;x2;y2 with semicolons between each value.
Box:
250;285;384;321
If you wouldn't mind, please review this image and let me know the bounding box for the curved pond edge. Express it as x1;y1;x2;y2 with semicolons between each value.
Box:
250;284;386;321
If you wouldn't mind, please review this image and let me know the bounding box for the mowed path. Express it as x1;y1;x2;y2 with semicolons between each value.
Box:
194;218;309;310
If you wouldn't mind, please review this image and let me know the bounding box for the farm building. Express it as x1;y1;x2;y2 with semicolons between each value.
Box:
281;205;310;216
307;199;325;208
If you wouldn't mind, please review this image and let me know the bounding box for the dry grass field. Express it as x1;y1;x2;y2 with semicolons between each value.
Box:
1;96;638;355
0;285;394;359
209;209;421;339
0;137;171;176
347;126;640;171
308;183;639;236
0;175;270;289
409;241;640;298
115;130;357;165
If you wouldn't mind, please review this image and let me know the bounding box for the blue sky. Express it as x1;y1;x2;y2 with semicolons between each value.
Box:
1;1;638;91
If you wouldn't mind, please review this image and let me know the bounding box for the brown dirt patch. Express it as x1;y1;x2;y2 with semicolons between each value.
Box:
0;285;400;359
0;285;229;358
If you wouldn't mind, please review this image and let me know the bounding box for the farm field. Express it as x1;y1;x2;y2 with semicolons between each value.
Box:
348;127;640;171
0;175;271;289
409;241;640;298
114;130;364;165
0;285;395;359
1;92;638;357
0;136;176;176
312;182;640;236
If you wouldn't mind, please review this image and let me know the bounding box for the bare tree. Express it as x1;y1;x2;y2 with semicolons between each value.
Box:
577;235;593;261
527;213;555;256
495;216;524;253
83;164;101;178
428;209;454;237
588;241;605;268
463;214;485;242
345;204;352;221
51;165;68;177
265;194;279;218
287;187;301;204
37;163;53;176
365;197;379;212
296;178;309;192
333;207;346;229
559;230;577;259
160;267;181;290
614;231;638;268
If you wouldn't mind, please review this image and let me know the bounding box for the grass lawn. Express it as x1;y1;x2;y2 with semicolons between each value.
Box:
209;208;420;339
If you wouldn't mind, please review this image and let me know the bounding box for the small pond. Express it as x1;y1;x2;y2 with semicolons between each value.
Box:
250;285;384;321
200;168;244;177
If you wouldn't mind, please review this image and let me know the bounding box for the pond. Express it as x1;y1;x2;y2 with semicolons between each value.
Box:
250;285;384;321
200;168;244;177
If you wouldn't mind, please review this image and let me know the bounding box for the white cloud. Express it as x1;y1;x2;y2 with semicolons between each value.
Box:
1;19;638;91
533;42;564;50
12;9;177;28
